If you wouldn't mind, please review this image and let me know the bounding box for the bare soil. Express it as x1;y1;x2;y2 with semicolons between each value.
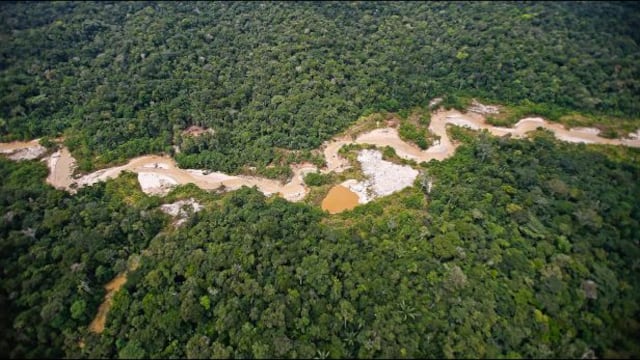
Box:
3;109;639;208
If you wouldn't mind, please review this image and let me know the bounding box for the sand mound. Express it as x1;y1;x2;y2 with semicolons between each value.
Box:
341;150;419;204
554;134;596;144
160;198;203;226
0;141;46;161
138;172;178;195
359;150;418;197
446;115;483;130
572;127;601;135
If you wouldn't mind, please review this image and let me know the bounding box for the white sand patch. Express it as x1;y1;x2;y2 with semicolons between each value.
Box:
425;143;448;154
0;139;47;161
185;169;207;176
627;129;640;140
446;116;483;130
77;166;127;187
359;150;418;197
1;144;46;160
340;150;418;204
76;170;108;187
489;127;513;137
186;169;237;182
160;198;203;226
429;97;443;108
341;179;372;204
514;117;545;128
282;191;305;202
138;172;178;194
554;134;595;144
46;150;61;171
571;127;600;135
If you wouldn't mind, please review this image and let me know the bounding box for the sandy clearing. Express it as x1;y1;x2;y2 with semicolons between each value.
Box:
358;150;418;197
553;134;596;144
138;172;179;195
6;145;47;160
45;147;76;190
77;165;130;187
514;117;545;127
338;150;419;207
468;99;500;115
572;127;601;135
355;128;424;161
322;137;352;173
445;115;483;130
279;164;318;202
0;139;42;153
159;198;203;217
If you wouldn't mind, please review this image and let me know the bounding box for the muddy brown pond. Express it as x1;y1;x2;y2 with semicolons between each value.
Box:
321;185;360;214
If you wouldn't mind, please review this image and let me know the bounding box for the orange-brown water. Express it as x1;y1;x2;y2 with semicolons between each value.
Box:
321;185;359;214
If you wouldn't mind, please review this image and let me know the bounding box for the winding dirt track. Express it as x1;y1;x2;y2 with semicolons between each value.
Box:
2;109;639;200
88;272;127;334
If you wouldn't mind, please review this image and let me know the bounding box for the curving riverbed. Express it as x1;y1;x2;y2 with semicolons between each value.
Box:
2;109;640;207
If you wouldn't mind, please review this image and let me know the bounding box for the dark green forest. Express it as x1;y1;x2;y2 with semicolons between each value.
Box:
2;1;640;359
2;131;640;358
1;1;640;172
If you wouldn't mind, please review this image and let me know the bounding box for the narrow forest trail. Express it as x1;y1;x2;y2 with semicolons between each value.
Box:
88;258;141;334
2;109;639;202
88;272;128;334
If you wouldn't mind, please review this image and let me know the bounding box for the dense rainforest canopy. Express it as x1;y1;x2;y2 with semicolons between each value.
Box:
1;1;640;359
2;131;640;358
1;1;640;172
